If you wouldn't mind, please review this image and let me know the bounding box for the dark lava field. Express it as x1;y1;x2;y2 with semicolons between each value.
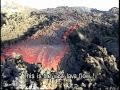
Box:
1;6;119;89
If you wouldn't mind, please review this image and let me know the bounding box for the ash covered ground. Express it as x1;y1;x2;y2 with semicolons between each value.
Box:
1;6;119;90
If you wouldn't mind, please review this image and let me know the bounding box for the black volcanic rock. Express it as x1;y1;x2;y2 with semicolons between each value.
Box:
1;5;119;89
109;7;119;14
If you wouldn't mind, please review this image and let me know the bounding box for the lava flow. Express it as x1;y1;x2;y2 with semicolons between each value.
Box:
1;24;80;70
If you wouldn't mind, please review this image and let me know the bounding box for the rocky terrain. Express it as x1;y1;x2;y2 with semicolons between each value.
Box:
1;6;119;90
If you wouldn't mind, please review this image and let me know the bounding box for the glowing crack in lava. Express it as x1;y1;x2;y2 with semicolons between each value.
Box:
1;24;80;70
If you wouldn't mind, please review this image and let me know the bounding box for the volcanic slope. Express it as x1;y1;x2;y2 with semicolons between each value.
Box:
1;6;119;89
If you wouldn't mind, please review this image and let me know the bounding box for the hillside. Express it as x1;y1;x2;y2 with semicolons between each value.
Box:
1;6;119;90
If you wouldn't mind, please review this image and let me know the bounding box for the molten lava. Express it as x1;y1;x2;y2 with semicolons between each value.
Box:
1;24;80;71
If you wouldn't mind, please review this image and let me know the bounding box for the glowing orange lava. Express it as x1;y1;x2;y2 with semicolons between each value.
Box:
2;44;68;70
1;24;80;71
